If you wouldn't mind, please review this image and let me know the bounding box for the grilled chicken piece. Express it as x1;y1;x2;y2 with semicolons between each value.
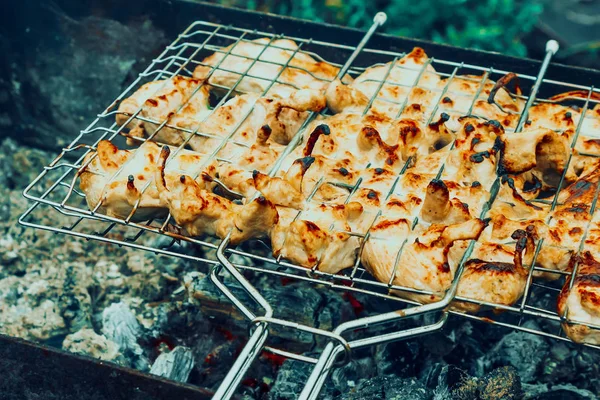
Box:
421;180;472;224
439;75;524;130
116;75;211;148
209;126;286;201
362;217;487;303
558;251;600;345
326;47;524;127
584;212;600;261
440;117;504;188
270;202;364;273
455;228;535;313
202;89;326;148
194;38;348;98
289;112;453;173
79;140;211;221
498;128;570;190
118;80;325;151
326;47;441;118
489;167;600;279
154;146;277;245
525;97;600;156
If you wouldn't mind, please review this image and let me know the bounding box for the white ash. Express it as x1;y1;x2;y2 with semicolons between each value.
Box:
62;328;122;363
102;301;149;371
150;346;195;383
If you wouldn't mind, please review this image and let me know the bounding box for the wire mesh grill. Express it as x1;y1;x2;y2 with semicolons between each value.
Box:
18;15;600;399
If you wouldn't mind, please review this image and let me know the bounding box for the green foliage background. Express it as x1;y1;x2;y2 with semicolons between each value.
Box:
213;0;545;57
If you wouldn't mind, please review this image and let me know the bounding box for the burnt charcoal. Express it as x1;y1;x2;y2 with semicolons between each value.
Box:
423;364;470;399
482;321;549;383
101;301;149;371
525;384;598;399
540;344;600;393
57;264;93;332
421;319;476;357
193;329;246;390
315;290;356;348
330;357;377;394
335;375;430;400
185;272;338;351
477;366;522;400
374;340;421;377
269;357;336;400
150;346;195;383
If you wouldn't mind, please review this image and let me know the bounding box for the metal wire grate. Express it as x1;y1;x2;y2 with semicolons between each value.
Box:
19;13;600;400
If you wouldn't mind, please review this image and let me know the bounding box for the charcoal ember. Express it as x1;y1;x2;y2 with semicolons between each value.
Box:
193;330;246;390
330;357;377;394
541;343;600;393
62;327;123;363
422;364;470;398
421;318;479;358
263;282;324;349
374;340;421;377
93;260;128;299
269;357;336;400
335;375;429;400
0;267;68;341
101;301;149;371
0;188;10;223
151;301;207;340
481;321;549;383
150;346;195;383
0;233;23;273
315;290;356;348
124;254;172;302
185;272;323;351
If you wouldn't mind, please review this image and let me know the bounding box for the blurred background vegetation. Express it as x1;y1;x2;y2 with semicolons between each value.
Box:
209;0;600;65
212;0;544;57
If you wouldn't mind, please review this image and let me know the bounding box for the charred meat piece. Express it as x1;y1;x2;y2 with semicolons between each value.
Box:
558;252;600;345
455;228;535;313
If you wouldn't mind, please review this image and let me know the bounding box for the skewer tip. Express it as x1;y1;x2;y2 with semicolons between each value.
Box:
373;12;387;26
546;40;559;56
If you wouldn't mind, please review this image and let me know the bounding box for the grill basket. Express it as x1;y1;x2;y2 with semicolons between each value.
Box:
18;8;600;399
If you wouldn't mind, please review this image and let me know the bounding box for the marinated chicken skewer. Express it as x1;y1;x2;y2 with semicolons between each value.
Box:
454;228;535;313
118;77;326;152
558;251;600;345
194;38;350;98
326;47;525;128
79;140;212;221
154;146;278;245
117;75;212;148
